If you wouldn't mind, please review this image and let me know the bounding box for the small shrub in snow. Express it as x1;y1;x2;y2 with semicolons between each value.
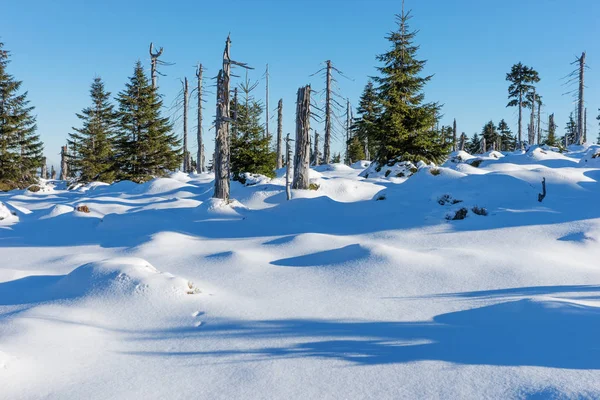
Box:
309;183;320;191
430;168;441;176
438;194;462;206
447;208;468;220
471;206;488;216
376;194;386;201
469;159;484;168
384;170;391;177
76;205;90;213
27;184;41;193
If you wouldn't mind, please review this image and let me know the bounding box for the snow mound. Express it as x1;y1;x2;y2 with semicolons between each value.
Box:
195;198;247;218
445;151;475;164
53;257;194;299
75;181;110;193
169;171;192;182
238;172;272;186
40;204;74;219
314;163;354;173
351;160;371;169
132;178;194;196
578;145;600;167
360;160;418;179
0;202;17;223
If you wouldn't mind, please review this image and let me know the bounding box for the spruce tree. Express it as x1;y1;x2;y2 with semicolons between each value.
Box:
506;63;540;147
466;133;480;154
481;121;499;149
373;9;448;165
332;153;341;163
0;42;44;188
497;119;514;151
563;113;577;146
230;96;276;181
114;61;180;182
353;80;381;158
347;135;366;163
68;77;117;182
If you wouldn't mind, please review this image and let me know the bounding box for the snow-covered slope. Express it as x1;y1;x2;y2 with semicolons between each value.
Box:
2;150;600;399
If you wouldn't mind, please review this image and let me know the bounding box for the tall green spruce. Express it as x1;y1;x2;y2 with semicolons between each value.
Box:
497;119;515;151
466;133;480;154
563;113;577;146
506;63;540;147
352;80;381;158
68;77;117;182
0;42;44;188
546;113;558;146
481;121;500;150
373;9;448;165
230;79;275;181
115;61;180;182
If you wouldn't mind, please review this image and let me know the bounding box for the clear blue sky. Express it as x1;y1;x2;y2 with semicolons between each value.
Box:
3;0;599;168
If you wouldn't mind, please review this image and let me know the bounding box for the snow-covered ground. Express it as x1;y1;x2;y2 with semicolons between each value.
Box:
3;147;600;399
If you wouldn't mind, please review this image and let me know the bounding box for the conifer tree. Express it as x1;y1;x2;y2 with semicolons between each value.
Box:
546;113;558;146
332;153;341;163
481;121;499;149
347;135;366;163
114;61;180;182
506;63;540;147
563;113;577;146
353;80;381;158
466;133;480;154
497;119;514;151
230;77;276;181
68;77;117;182
373;8;448;165
0;42;44;188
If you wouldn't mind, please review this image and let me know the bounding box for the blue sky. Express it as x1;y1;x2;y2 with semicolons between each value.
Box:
3;0;599;168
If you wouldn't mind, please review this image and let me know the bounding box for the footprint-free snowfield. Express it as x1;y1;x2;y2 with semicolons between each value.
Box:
3;148;600;399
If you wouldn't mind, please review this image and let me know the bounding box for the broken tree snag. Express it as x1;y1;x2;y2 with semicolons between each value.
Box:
323;60;332;164
276;99;283;169
538;177;546;202
313;131;320;166
265;64;269;139
577;52;585;145
196;64;204;172
452;119;457;152
60;145;68;180
41;157;47;179
285;133;292;200
214;68;230;200
182;77;189;173
149;43;164;90
293;85;311;190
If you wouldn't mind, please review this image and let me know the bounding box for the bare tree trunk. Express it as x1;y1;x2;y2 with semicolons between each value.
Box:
41;157;47;179
313;131;320;166
323;60;332;164
276;99;283;169
149;43;164;90
265;64;269;139
364;136;370;161
584;107;588;143
529;88;536;145
518;90;523;147
293;85;311;189
452;118;457;152
285;133;291;200
577;52;586;145
345;99;351;164
213;38;232;200
481;137;486;154
60;145;68;180
537;101;542;145
182;77;189;173
196;64;204;172
459;133;466;151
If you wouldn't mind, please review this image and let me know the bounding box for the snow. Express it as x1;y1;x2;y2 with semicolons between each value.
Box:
3;150;600;399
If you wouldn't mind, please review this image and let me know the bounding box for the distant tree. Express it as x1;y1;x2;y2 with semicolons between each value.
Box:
497;119;514;151
0;42;44;188
373;8;448;165
332;152;341;163
481;121;499;150
597;109;600;144
67;77;117;182
352;80;381;159
466;133;480;154
563;112;577;146
50;165;56;180
545;113;558;147
347;135;366;162
114;61;180;182
230;76;276;181
506;63;540;147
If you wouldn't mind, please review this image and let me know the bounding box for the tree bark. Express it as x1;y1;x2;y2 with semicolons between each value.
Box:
577;52;585;145
182;77;189;173
196;64;204;172
293;85;311;189
276;99;283;169
323;60;332;164
285;133;292;200
41;157;47;179
213;37;232;200
452;119;457;152
60;145;68;181
313;131;320;166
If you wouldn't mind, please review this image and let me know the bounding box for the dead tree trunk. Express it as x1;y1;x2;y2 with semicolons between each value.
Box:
518;90;523;148
529;88;536;145
285;133;292;200
276;99;283;169
323;60;332;164
41;157;47;179
50;165;56;180
577;52;586;145
313;131;320;166
182;77;189;173
364;136;370;161
345;99;351;164
293;85;311;189
584;108;588;143
196;64;204;172
265;64;269;139
452;119;457;152
536;100;542;145
459;133;466;151
149;43;164;90
213;37;233;200
481;137;486;154
60;145;68;180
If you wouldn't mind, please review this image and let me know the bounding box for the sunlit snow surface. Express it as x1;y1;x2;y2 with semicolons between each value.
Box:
3;146;600;399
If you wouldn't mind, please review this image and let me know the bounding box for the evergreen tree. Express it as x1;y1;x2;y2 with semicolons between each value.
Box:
230;93;276;181
347;135;366;163
546;113;558;146
563;112;577;146
481;121;499;150
114;61;180;182
0;42;44;188
373;9;448;165
332;153;342;163
506;63;540;146
466;133;480;154
68;77;117;182
497;119;514;151
352;80;381;158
